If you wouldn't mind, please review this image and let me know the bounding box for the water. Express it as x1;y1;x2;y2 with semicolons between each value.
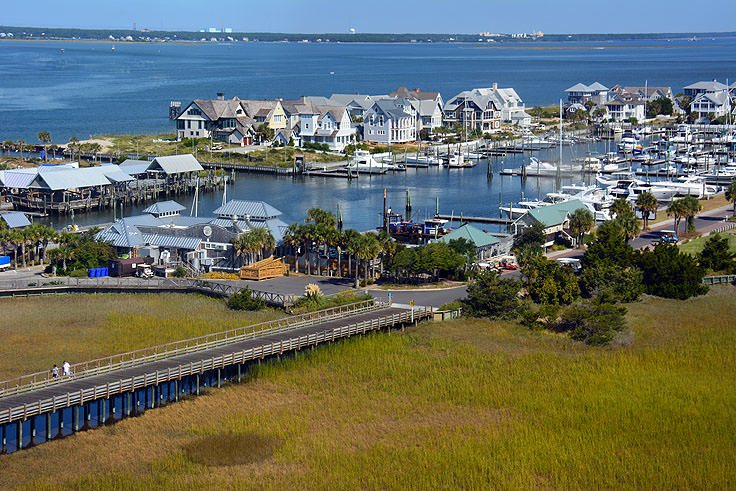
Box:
2;38;735;231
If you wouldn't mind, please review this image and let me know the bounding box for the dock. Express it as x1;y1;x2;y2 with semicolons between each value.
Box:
436;214;514;225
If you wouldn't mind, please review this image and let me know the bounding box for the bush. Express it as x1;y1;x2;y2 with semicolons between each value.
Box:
522;256;580;306
172;266;188;278
68;269;88;277
579;263;643;303
227;288;266;311
635;243;708;299
462;270;522;319
557;300;628;346
698;234;735;272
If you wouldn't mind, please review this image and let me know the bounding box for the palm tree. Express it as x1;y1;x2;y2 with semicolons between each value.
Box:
37;131;52;163
38;225;57;265
609;197;634;219
68;136;79;161
725;178;736;216
2;140;13;157
635;192;658;231
284;223;306;274
666;199;685;235
8;228;23;269
343;229;361;284
680;195;702;233
568;208;594;248
377;230;397;276
16;139;24;163
615;213;640;243
362;234;381;281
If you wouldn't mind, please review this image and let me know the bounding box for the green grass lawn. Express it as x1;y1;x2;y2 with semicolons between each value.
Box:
1;287;735;489
679;230;736;256
0;293;283;380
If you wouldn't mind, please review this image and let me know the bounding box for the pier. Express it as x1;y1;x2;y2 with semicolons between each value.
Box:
0;299;433;454
436;214;513;225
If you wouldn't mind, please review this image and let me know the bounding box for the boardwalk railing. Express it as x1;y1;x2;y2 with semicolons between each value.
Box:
0;299;385;399
702;275;736;285
0;306;431;426
0;277;295;306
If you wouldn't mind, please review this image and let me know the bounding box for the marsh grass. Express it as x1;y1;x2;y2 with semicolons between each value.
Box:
0;293;283;380
2;287;735;489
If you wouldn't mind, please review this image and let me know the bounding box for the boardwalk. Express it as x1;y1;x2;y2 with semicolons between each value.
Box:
0;300;432;453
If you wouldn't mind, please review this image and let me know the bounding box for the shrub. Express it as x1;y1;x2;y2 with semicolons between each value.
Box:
635;243;708;299
227;288;266;311
462;270;521;319
172;266;188;278
698;234;735;272
557;300;628;346
522;256;580;306
579;263;643;303
68;269;88;277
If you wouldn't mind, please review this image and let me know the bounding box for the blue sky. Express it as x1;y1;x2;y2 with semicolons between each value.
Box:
4;0;736;34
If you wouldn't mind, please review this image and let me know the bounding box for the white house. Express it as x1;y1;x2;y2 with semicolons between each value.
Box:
444;89;502;132
409;99;444;134
299;105;356;151
364;99;417;144
690;91;731;121
565;82;609;106
604;95;645;121
684;80;729;98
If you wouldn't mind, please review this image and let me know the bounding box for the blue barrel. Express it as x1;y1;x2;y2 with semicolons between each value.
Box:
88;268;95;278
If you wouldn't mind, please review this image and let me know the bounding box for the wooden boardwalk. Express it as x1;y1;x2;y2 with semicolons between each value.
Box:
0;301;432;453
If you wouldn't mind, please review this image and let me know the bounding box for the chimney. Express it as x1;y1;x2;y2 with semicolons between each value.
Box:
217;92;224;100
301;95;306;103
493;82;498;90
243;214;253;230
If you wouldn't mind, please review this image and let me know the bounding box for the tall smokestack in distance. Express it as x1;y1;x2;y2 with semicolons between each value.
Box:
217;92;224;100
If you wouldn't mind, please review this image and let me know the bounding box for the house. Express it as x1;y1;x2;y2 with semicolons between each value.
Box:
146;155;203;176
175;94;283;146
444;89;502;132
690;91;731;121
363;99;417;144
96;199;288;273
683;80;729;98
609;84;673;101
564;82;608;106
299;105;357;151
389;86;444;108
516;200;589;249
434;223;503;260
409;99;444;134
323;94;379;119
604;95;646;121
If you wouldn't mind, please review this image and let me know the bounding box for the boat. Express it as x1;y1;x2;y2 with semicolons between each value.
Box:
651;175;718;198
618;135;641;153
446;152;475;168
383;213;451;244
404;154;440;166
346;150;396;174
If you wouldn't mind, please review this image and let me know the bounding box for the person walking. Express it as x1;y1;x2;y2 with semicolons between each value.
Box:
62;360;71;377
51;364;59;378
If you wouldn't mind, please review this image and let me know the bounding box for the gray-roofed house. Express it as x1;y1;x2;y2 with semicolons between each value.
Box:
444;89;502;132
147;154;203;176
409;99;444;134
684;80;729;98
363;98;417;144
609;84;673;102
0;211;31;229
565;82;609;106
434;223;503;260
299;105;356;151
389;86;444;107
690;90;731;122
604;94;645;121
142;200;186;218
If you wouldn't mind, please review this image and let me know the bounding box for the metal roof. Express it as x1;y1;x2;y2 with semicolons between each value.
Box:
140;234;202;250
436;223;500;248
30;165;133;191
149;154;203;175
525;200;588;227
212;200;283;219
118;159;152;175
0;212;31;229
0;170;37;189
142;200;186;215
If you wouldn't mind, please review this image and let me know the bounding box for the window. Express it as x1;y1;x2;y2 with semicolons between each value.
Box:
189;108;202;116
379;116;384;125
205;242;215;250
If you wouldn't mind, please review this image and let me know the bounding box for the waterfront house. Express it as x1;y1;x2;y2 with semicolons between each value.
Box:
516;199;589;249
323;94;379;119
443;89;502;132
690;91;731;122
364;99;418;144
433;223;503;260
409;99;444;134
564;82;608;106
683;80;729;98
389;86;444;108
604;95;645;122
299;105;357;151
609;84;673;102
97;199;288;273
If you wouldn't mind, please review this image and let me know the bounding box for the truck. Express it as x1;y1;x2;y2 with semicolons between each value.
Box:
0;256;10;271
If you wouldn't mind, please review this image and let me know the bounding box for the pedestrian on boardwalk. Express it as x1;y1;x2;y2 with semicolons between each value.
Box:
62;360;71;377
51;364;59;378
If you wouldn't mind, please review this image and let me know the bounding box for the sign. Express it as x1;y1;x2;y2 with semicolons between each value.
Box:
203;225;213;237
409;299;414;307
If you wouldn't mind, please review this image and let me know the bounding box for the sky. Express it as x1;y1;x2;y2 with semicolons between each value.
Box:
3;0;736;34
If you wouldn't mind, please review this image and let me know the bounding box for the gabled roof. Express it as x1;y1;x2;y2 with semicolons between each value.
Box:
565;83;591;92
118;159;152;175
587;82;608;91
389;86;441;102
0;211;31;229
148;154;203;175
692;91;730;106
525;200;588;227
684;80;728;91
370;99;414;121
213;200;283;220
142;200;186;215
410;99;442;117
436;223;500;247
0;169;37;189
32;165;132;191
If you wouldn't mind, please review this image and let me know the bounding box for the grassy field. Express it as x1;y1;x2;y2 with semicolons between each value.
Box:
1;286;734;489
679;229;736;256
0;293;283;381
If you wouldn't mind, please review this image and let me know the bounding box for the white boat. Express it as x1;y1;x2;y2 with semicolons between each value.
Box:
346;150;394;174
446;152;475;168
618;136;640;153
650;175;717;198
404;154;440;166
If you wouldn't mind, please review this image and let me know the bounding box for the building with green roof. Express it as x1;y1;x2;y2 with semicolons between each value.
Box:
516;199;589;249
434;223;506;260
